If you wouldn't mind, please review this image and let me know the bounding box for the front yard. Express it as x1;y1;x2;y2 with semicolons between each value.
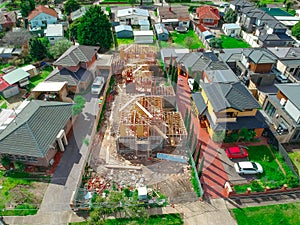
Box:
168;30;205;49
234;145;299;193
220;35;251;49
232;202;300;225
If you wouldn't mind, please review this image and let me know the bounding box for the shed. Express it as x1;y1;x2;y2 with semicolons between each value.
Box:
45;24;64;44
21;65;38;78
115;25;133;38
133;30;153;44
202;31;215;40
0;48;14;58
139;19;150;31
138;186;148;200
0;77;19;98
222;23;241;37
31;81;70;102
154;23;169;41
3;68;30;87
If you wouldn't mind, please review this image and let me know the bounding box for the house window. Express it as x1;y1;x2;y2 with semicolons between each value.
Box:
265;102;276;117
289;68;294;73
203;19;214;23
15;155;27;161
27;156;38;162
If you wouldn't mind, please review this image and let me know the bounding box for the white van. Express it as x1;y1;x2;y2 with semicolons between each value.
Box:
91;76;105;95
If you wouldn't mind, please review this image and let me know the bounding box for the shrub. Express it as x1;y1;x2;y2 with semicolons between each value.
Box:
14;161;25;172
1;155;11;168
225;132;239;143
286;175;299;188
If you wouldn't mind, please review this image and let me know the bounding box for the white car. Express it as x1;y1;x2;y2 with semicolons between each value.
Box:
188;78;194;91
275;74;288;83
234;161;263;175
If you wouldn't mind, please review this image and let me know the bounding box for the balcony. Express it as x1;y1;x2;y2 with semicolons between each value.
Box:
215;117;237;123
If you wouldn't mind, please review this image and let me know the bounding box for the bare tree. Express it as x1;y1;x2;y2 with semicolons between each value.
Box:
1;28;32;47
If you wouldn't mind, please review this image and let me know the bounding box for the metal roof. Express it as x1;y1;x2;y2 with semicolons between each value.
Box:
222;23;241;30
3;68;30;85
117;8;149;18
45;24;63;37
115;25;133;32
275;83;300;109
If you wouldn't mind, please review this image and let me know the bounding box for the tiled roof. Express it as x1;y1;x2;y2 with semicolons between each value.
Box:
28;5;58;21
258;33;293;42
275;83;300;109
196;6;220;20
267;47;300;59
54;45;99;67
45;68;91;85
192;92;207;114
0;77;11;91
158;6;189;20
243;49;276;64
0;100;72;157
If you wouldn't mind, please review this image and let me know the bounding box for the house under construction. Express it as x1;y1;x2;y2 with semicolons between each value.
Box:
119;44;157;65
116;95;187;159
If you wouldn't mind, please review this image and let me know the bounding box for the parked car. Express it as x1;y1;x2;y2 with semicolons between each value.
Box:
234;161;263;175
275;74;288;83
91;76;105;95
225;146;248;159
188;78;194;91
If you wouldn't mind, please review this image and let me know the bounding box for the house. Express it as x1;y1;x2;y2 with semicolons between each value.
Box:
116;8;149;26
45;24;64;45
160;48;189;69
261;7;300;28
154;23;169;41
257;33;294;48
21;65;38;78
0;11;16;31
262;83;300;143
267;47;300;82
0;77;19;98
70;6;88;21
139;20;150;31
196;6;220;27
115;25;133;38
0;47;21;59
0;100;73;167
157;6;190;28
230;0;254;12
222;23;241;37
46;45;99;92
3;68;31;87
203;69;239;84
28;5;58;29
192;81;267;140
133;30;153;44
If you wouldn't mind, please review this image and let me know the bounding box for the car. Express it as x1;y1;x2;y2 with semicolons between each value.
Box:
188;78;194;91
225;146;248;159
275;74;288;83
91;76;105;95
234;161;263;175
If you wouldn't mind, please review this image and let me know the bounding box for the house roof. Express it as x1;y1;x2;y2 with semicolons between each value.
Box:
117;8;149;18
45;68;91;85
28;5;58;21
258;33;293;42
160;48;189;60
158;6;189;20
139;20;150;26
0;77;11;92
219;48;244;62
196;23;206;32
202;82;260;112
275;83;300;109
115;25;133;32
267;47;300;59
3;68;30;85
196;6;220;20
243;49;276;64
53;45;99;67
191;92;207;114
265;20;286;29
231;0;254;8
261;7;292;17
32;81;67;92
223;23;240;30
70;6;89;21
154;23;168;35
0;11;16;25
45;24;63;37
133;30;153;36
205;69;239;83
0;100;72;157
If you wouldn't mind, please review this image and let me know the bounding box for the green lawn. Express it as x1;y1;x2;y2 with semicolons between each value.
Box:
234;145;298;193
232;202;300;225
27;68;52;91
171;30;205;49
220;35;250;49
260;0;284;4
288;151;300;175
116;38;135;46
69;213;183;225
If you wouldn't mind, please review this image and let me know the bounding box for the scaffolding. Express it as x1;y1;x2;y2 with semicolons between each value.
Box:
119;44;157;65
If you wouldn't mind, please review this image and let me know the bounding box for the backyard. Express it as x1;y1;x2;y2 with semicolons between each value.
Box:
220;35;250;49
232;202;300;225
27;66;53;91
116;38;134;46
288;151;300;175
234;145;299;193
0;171;49;216
167;30;205;49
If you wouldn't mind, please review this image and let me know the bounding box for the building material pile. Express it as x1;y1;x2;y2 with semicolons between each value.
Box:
86;177;109;195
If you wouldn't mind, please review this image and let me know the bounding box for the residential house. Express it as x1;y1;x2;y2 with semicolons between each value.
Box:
116;8;149;26
70;6;88;21
267;47;300;82
0;100;72;167
160;48;189;69
195;6;220;27
45;24;64;45
230;0;254;12
194;23;215;48
218;48;245;74
28;5;58;29
46;45;99;92
154;23;169;41
133;30;153;44
222;23;241;37
3;68;30;88
262;83;300;143
0;11;16;31
261;7;300;28
157;6;190;28
191;81;267;139
115;25;133;38
139;20;150;31
0;77;19;98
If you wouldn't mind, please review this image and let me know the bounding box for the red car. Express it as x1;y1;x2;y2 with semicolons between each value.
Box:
225;146;248;159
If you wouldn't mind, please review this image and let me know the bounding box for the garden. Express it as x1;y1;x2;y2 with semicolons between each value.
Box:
232;202;300;225
233;145;299;194
288;151;300;175
220;35;251;49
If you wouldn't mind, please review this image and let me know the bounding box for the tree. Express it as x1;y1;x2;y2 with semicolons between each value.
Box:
50;39;72;59
64;0;81;16
286;2;293;12
129;0;138;8
185;36;194;50
223;8;237;23
193;72;200;92
20;0;35;17
72;95;86;115
77;5;113;52
292;21;300;40
1;155;11;169
68;19;81;41
14;161;25;172
29;38;47;61
209;38;223;49
1;29;32;47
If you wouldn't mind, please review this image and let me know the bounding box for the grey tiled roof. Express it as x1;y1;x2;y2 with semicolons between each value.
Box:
191;92;207;114
54;45;99;67
45;68;92;85
0;100;72;157
219;48;243;62
267;47;300;59
202;82;260;112
258;33;293;42
243;49;276;64
275;83;300;109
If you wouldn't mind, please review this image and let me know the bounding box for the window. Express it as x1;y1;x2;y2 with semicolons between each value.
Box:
15;155;26;161
265;102;276;117
27;156;38;162
203;19;214;23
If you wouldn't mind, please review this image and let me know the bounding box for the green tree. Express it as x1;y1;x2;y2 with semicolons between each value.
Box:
68;19;81;41
209;37;223;49
291;21;300;40
1;155;11;169
14;161;25;172
49;39;72;59
20;0;35;17
129;0;138;8
185;36;194;50
64;0;81;16
224;8;237;23
29;38;47;61
193;72;200;92
286;2;293;12
77;6;113;52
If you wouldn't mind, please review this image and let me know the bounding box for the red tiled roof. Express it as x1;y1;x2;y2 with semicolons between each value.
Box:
197;23;207;32
196;6;220;20
0;77;11;92
28;5;58;21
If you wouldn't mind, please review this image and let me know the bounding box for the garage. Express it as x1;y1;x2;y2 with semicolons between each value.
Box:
133;30;154;44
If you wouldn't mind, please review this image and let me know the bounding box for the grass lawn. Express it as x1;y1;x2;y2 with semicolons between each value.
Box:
288;151;300;175
171;30;205;49
260;0;284;4
69;213;183;225
234;145;298;193
27;68;52;91
232;202;300;225
220;35;250;49
116;38;135;46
